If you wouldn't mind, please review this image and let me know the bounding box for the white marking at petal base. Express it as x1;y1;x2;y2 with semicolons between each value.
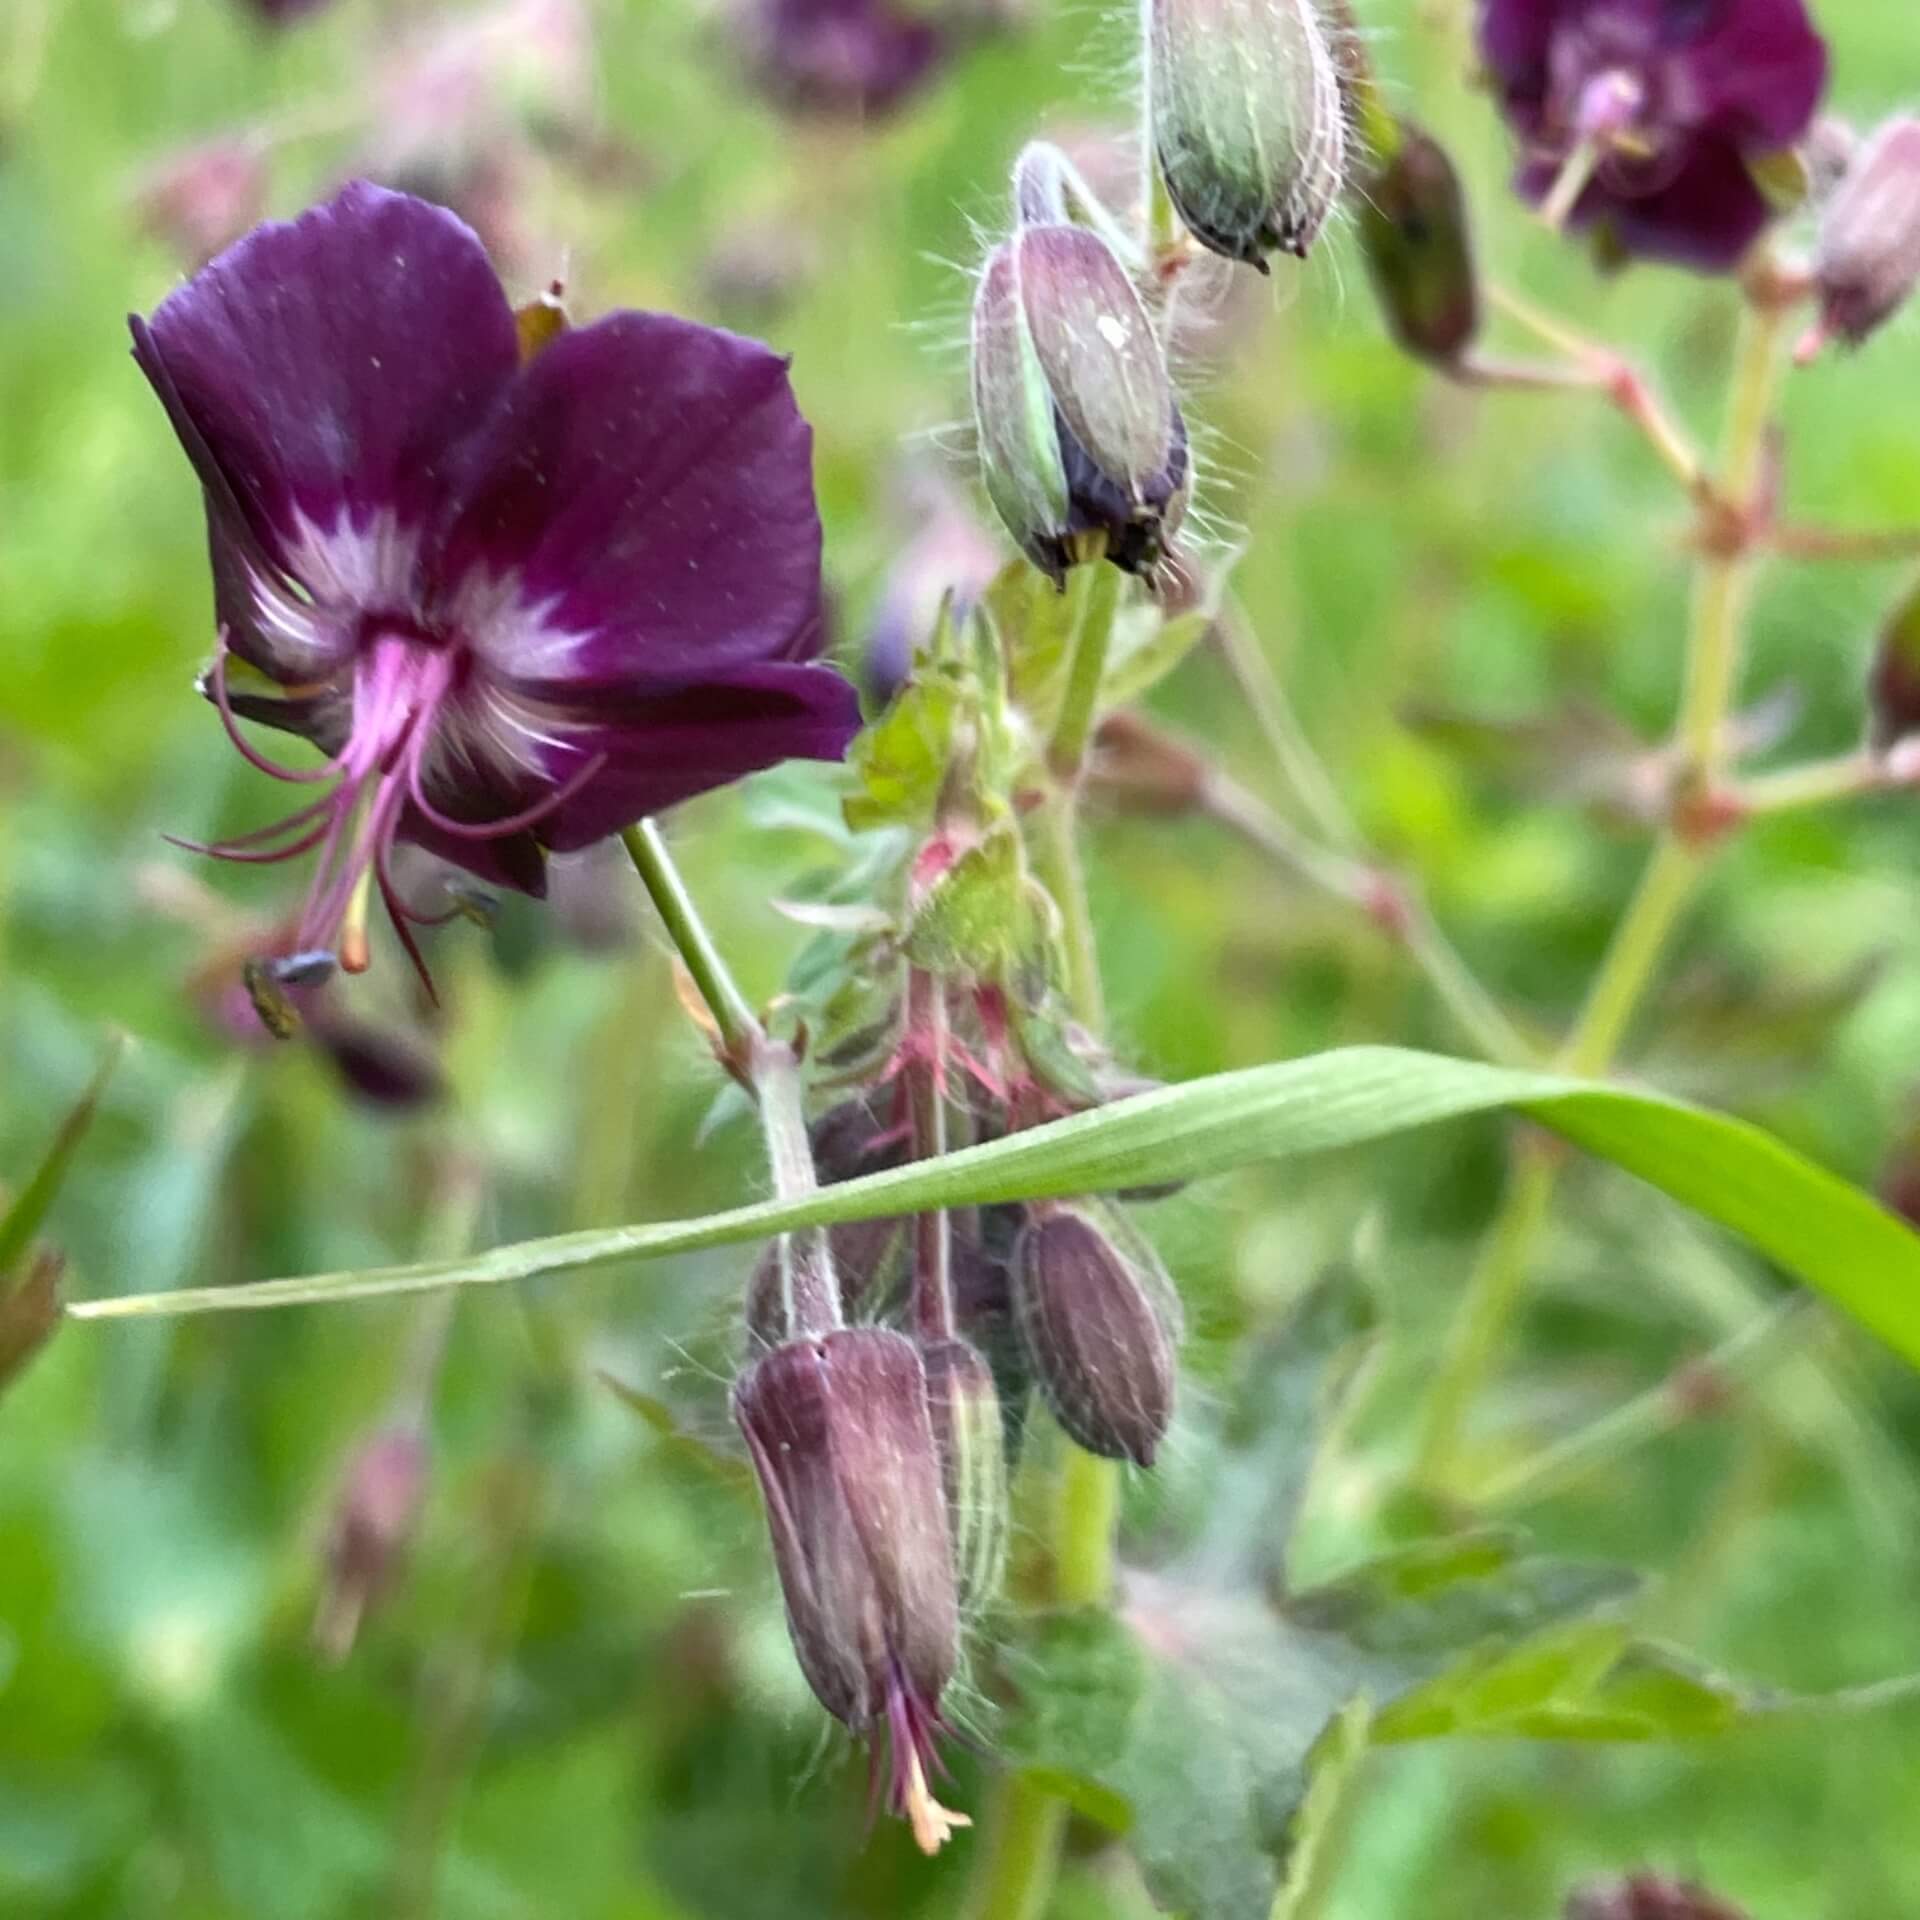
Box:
249;507;425;674
447;567;594;681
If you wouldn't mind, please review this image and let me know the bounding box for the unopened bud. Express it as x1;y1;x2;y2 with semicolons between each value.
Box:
734;1330;967;1848
1359;124;1480;365
314;1427;427;1662
971;219;1190;585
1565;1874;1747;1920
0;1249;62;1396
920;1338;1010;1611
1010;1206;1177;1464
1868;574;1920;751
1806;117;1920;356
1148;0;1347;268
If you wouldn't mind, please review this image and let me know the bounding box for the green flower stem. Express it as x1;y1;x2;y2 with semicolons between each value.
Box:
1048;557;1122;783
1476;1296;1813;1511
1417;291;1791;1491
963;1777;1071;1920
968;570;1127;1920
619;820;837;1333
1736;751;1891;816
620;820;761;1068
1677;299;1790;784
1029;793;1107;1037
907;967;956;1344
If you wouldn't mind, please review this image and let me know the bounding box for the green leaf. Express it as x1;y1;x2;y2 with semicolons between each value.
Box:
842;656;960;831
0;1036;123;1279
902;824;1032;979
1102;607;1213;709
986;557;1081;735
66;1048;1920;1370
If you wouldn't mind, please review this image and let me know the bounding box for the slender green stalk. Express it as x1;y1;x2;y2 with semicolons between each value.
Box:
1560;831;1704;1078
963;1778;1070;1920
1477;1297;1812;1511
967;564;1126;1920
1414;1138;1558;1484
619;820;760;1066
619;820;836;1332
1415;290;1793;1491
907;967;956;1344
1736;752;1889;816
1677;301;1789;783
1029;794;1107;1036
1048;559;1122;782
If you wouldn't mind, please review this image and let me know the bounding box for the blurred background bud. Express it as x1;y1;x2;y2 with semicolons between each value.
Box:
862;471;1001;705
1359;124;1480;366
1805;116;1920;357
1149;0;1346;267
971;220;1189;583
736;0;946;120
919;1336;1009;1609
1867;573;1920;751
1010;1205;1176;1464
314;1426;428;1663
132;136;268;268
1564;1874;1747;1920
0;1249;63;1397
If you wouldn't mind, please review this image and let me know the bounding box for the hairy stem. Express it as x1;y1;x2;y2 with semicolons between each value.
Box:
907;967;956;1344
619;820;837;1334
1416;290;1790;1490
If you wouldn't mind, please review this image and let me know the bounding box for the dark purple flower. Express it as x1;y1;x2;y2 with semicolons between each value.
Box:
1476;0;1828;270
134;183;858;996
744;0;947;118
242;0;335;22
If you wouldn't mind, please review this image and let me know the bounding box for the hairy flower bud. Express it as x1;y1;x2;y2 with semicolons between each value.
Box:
971;221;1189;585
733;1329;968;1850
920;1338;1010;1611
1010;1205;1177;1465
1148;0;1347;268
1359;124;1480;366
1807;117;1920;354
1868;575;1920;752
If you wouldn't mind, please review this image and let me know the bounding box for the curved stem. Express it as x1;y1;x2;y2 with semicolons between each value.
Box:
619;820;837;1334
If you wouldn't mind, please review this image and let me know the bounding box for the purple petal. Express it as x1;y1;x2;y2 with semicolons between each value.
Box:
427;311;828;691
1669;0;1826;147
1527;134;1773;270
518;661;864;851
133;182;518;585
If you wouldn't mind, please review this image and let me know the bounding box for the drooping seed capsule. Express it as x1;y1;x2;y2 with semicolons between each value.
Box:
1010;1205;1177;1465
1806;117;1920;356
1358;124;1480;366
733;1329;968;1851
920;1338;1010;1611
1867;574;1920;751
970;221;1190;585
1148;0;1347;269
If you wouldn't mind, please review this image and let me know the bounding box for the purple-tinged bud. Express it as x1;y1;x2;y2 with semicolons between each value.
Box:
970;222;1190;586
1565;1874;1747;1920
1867;575;1920;752
0;1249;62;1397
734;1330;968;1851
1148;0;1347;268
1804;118;1920;357
1010;1205;1177;1465
920;1338;1010;1611
1359;124;1480;366
313;1426;428;1662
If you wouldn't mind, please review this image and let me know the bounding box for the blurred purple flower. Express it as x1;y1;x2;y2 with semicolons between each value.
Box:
133;182;858;997
744;0;947;119
242;0;335;23
1477;0;1827;270
863;473;1001;705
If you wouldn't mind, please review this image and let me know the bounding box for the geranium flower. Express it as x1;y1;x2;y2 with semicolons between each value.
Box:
743;0;947;119
1476;0;1827;270
133;182;859;994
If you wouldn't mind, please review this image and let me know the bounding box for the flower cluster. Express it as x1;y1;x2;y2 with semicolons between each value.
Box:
136;183;859;1016
1475;0;1828;270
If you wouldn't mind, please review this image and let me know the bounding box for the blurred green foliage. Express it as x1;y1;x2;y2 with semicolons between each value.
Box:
3;0;1920;1914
